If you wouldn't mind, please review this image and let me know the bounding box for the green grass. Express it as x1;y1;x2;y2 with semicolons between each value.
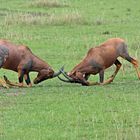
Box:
0;0;140;139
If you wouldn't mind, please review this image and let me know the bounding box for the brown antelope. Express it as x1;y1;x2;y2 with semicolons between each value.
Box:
58;38;140;86
0;40;63;88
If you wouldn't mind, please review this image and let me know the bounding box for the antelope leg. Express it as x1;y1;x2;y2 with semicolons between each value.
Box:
0;78;9;88
3;75;28;88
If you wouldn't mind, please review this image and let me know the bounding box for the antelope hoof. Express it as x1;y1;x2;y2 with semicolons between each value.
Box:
109;77;114;83
18;83;24;87
27;83;32;87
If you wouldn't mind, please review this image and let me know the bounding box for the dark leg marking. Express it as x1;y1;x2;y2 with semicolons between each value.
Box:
24;74;31;85
113;59;122;77
99;70;104;83
18;69;25;83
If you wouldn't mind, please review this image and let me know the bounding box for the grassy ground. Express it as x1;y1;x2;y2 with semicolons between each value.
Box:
0;0;140;139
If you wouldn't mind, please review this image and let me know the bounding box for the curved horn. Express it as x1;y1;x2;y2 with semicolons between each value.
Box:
60;69;74;81
58;76;73;83
53;66;64;77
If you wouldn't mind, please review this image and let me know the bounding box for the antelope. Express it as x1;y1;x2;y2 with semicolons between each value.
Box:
0;40;63;88
58;38;140;86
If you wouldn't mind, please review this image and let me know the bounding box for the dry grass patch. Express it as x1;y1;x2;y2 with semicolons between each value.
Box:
3;11;88;26
29;0;69;8
3;12;46;25
46;12;87;25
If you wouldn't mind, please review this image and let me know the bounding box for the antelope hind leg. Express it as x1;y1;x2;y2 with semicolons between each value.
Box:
100;59;122;85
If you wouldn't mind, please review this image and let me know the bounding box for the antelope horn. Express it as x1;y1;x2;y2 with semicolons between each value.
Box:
60;69;74;81
58;76;73;83
53;66;64;77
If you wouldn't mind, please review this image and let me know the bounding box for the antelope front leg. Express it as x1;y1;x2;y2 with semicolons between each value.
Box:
17;69;30;87
24;74;32;87
18;69;25;87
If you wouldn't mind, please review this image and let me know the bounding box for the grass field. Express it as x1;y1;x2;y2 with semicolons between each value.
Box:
0;0;140;139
